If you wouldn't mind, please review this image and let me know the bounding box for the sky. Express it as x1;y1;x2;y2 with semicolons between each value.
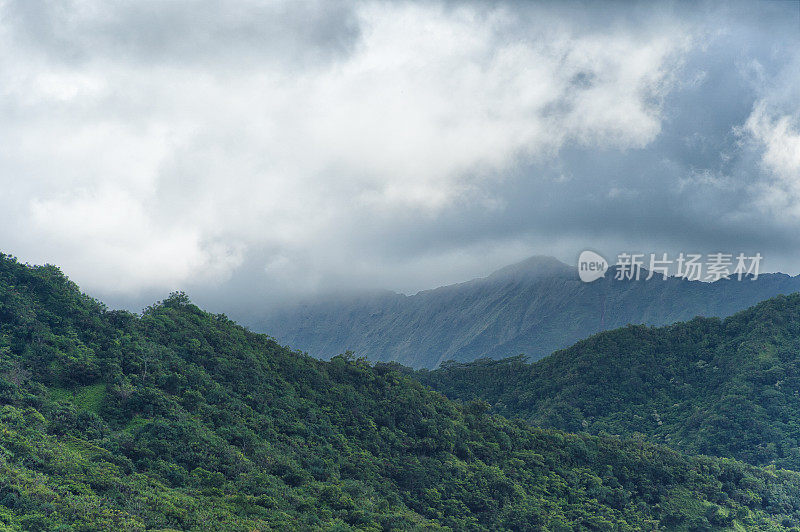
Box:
1;0;799;316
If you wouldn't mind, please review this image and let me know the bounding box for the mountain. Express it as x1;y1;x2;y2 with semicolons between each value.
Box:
3;254;800;529
412;292;800;472
257;255;800;368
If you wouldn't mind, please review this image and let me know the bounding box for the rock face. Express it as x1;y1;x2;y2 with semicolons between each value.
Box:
256;255;800;368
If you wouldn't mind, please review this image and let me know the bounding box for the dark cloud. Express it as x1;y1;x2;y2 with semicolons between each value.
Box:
0;0;798;319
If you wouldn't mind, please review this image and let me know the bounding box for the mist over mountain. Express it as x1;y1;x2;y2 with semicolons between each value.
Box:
257;256;800;368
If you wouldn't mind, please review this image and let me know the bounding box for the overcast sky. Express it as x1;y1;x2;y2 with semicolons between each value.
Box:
1;0;799;315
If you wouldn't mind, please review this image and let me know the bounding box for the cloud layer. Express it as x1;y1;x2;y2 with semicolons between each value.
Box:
0;0;799;314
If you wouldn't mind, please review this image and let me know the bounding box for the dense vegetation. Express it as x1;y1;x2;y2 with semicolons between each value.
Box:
3;254;800;530
414;293;800;473
259;255;800;368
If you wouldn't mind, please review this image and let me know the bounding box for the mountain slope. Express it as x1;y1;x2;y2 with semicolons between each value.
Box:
2;254;800;530
257;255;800;368
413;293;800;471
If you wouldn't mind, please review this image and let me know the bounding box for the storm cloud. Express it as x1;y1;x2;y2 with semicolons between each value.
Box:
0;0;799;316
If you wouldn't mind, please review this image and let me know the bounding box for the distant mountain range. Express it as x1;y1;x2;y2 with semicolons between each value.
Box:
257;255;800;368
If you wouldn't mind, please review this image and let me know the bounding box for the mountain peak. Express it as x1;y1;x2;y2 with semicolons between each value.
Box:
487;255;574;281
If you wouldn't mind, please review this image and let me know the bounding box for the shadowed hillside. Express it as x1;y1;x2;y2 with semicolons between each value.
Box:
414;293;800;472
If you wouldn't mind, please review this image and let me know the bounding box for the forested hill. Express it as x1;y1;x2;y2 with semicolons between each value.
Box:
413;293;800;472
2;255;800;530
257;255;800;368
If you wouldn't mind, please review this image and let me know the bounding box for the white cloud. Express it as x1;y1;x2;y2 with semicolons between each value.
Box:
0;1;693;297
28;187;244;293
742;102;800;217
746;103;800;179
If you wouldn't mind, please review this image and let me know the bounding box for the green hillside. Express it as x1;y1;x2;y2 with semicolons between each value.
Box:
414;293;800;472
2;253;800;530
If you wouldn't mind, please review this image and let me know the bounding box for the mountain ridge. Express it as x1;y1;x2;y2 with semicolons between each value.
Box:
412;291;800;471
257;255;800;368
